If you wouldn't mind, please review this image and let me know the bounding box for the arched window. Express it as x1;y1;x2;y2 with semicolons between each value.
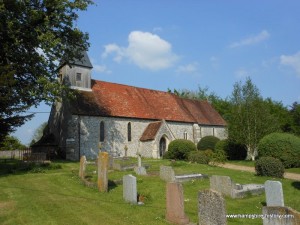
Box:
127;122;131;142
100;121;104;142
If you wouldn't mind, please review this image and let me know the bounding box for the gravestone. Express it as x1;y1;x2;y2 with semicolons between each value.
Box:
198;189;227;225
265;180;284;206
160;165;175;182
262;206;300;225
134;154;147;175
165;182;189;225
210;175;264;198
123;174;137;204
97;152;109;192
79;155;86;179
210;175;234;197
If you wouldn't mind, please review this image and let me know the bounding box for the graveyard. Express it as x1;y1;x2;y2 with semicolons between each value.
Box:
0;158;299;225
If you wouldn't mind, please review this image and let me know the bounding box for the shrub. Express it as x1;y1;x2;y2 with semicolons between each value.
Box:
166;139;197;160
211;149;227;164
197;136;220;151
188;150;213;164
215;139;247;160
255;156;284;178
258;133;300;168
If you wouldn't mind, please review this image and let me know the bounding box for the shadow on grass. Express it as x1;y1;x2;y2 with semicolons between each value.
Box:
292;181;300;190
0;159;64;177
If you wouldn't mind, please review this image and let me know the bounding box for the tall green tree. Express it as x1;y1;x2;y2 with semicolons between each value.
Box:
168;86;231;120
0;136;27;150
290;102;300;136
30;121;48;145
228;77;280;160
0;0;93;143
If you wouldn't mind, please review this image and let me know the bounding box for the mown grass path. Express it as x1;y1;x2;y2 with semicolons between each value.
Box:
217;163;300;181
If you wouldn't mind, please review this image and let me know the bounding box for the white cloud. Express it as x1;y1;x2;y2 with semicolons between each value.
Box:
280;51;300;77
229;30;270;48
93;65;112;74
101;44;124;62
176;62;199;74
102;31;178;70
235;68;249;78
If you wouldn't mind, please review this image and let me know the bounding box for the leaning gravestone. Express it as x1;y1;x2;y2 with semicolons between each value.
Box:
160;165;175;182
265;180;284;207
166;182;189;225
79;155;87;179
123;174;137;204
198;189;227;225
210;175;234;197
97;152;109;192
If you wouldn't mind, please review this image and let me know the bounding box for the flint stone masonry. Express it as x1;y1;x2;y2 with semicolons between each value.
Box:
262;206;300;225
160;165;175;182
123;174;137;204
198;189;227;225
210;175;264;198
265;180;284;207
97;152;109;192
166;182;189;225
79;155;86;179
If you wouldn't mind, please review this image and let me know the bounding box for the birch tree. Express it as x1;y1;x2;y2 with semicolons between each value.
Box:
228;77;280;160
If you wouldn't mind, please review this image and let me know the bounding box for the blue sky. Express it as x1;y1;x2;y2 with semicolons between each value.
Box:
13;0;300;145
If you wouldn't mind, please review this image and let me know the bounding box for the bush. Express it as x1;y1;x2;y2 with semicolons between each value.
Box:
166;139;197;160
211;142;227;164
258;133;300;168
255;157;284;178
197;136;220;151
188;150;213;164
215;139;247;160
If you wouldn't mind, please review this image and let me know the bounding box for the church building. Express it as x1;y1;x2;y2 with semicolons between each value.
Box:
41;52;227;161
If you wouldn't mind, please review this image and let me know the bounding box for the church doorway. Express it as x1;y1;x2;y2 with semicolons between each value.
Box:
159;137;167;158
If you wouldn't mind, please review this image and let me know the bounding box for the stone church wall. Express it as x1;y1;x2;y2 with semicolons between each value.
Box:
58;115;227;161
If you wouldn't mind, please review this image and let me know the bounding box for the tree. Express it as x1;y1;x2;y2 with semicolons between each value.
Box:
290;102;300;136
228;77;280;160
0;0;93;143
168;86;231;120
30;122;48;145
0;136;27;150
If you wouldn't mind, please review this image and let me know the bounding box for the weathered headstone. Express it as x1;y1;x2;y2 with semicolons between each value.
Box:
198;189;227;225
210;175;264;198
134;154;147;175
97;152;109;192
123;174;137;204
262;206;300;225
165;182;189;225
160;165;175;182
79;155;86;179
210;175;234;197
265;180;284;206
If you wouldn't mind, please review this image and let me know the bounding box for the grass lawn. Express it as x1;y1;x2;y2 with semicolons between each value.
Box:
0;159;299;225
227;160;300;174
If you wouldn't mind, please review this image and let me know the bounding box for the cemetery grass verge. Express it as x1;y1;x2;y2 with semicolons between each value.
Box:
0;159;299;225
227;160;300;174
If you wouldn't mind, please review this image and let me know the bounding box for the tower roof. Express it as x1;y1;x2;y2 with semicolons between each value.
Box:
70;51;93;68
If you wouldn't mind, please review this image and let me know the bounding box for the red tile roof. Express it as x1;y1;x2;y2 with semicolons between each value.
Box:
71;80;226;126
140;121;162;142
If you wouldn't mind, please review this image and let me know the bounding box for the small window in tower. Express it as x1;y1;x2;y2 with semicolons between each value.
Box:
76;73;82;81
